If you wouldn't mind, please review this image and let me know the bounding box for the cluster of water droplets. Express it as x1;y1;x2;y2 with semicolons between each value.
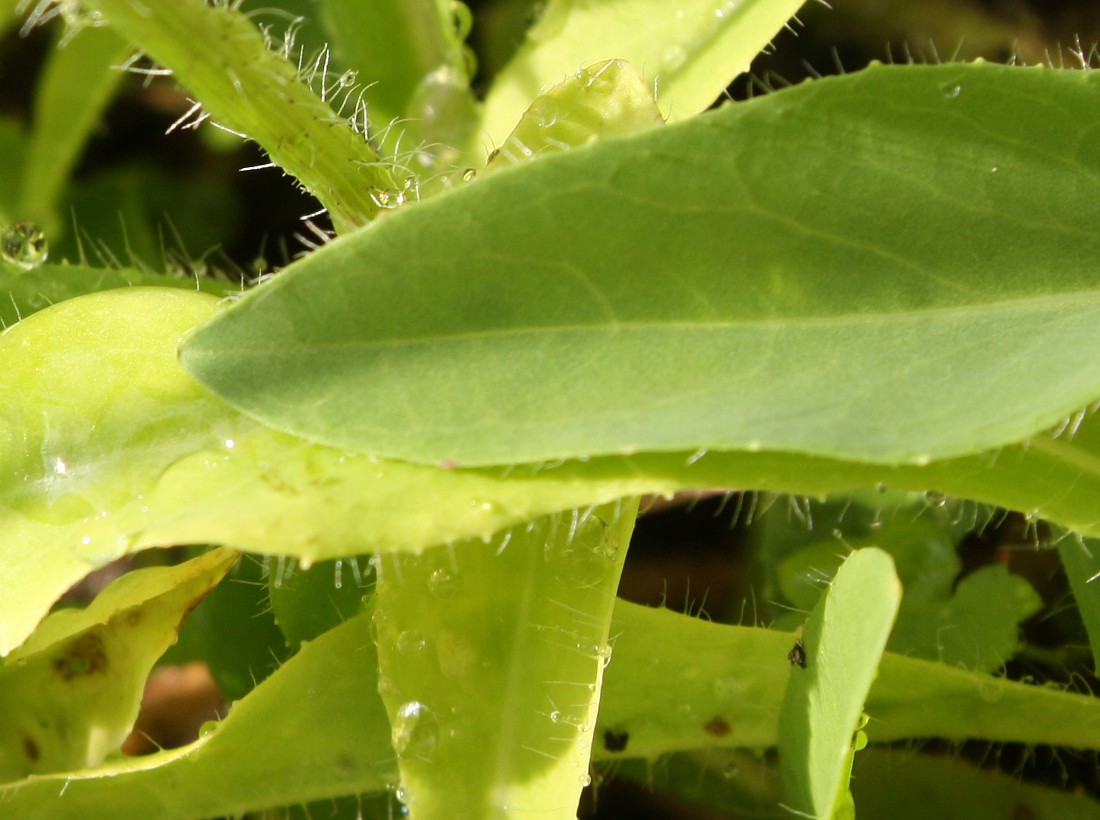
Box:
1;222;48;270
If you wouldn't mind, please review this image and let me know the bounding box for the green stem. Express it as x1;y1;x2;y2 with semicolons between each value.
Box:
84;0;397;233
373;498;640;819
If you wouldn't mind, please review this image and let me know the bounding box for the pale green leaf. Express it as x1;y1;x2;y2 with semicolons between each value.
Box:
373;501;637;818
0;119;26;224
0;607;397;819
478;0;807;145
182;62;1100;468
778;548;901;818
0;548;236;783
482;59;663;172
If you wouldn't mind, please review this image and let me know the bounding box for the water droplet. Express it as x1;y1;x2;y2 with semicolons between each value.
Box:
721;761;740;780
391;701;440;761
579;772;592;787
337;69;358;87
378;674;400;698
528;96;559;128
661;45;688;71
991;165;999;173
1;222;48;270
549;710;562;723
427;568;461;599
198;720;218;738
979;681;1004;703
942;83;962;98
461;168;477;182
450;0;473;41
543;511;616;586
469;498;499;514
396;629;427;656
370;188;407;210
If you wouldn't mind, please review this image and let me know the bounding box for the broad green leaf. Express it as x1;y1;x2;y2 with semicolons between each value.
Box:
778;548;901;818
0;548;236;783
182;62;1100;468
82;0;397;232
595;601;1100;760
20;25;131;233
853;748;1100;820
478;0;808;144
1056;534;1100;676
373;501;638;818
0;607;397;819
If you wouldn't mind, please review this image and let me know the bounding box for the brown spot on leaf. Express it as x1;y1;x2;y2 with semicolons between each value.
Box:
704;716;731;737
603;730;629;752
53;630;108;680
22;735;39;762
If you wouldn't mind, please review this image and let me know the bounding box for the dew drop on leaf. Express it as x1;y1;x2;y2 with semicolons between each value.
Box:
426;568;461;599
1;222;48;270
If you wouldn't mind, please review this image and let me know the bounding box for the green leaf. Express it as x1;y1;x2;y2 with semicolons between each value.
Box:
268;556;373;649
778;548;901;818
167;555;291;701
319;0;477;157
0;607;397;819
10;287;1100;661
82;0;397;232
852;748;1100;820
373;501;638;818
20;25;131;233
1056;534;1100;677
0;261;236;327
0;547;236;783
0;118;27;223
594;601;1100;760
478;0;807;145
482;59;663;173
773;497;1042;672
182;62;1100;468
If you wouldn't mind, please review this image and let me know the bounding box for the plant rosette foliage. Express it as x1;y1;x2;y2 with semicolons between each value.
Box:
2;1;1100;818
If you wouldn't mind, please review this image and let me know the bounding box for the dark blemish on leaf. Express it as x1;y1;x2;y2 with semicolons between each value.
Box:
603;730;629;752
23;735;39;762
335;753;358;773
53;630;108;680
788;639;807;669
703;716;731;737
